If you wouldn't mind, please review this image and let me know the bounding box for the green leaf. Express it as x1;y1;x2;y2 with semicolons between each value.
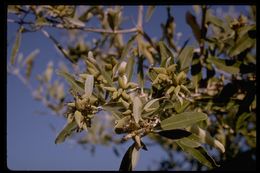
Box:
119;34;137;62
186;11;201;43
57;70;84;94
84;74;94;98
55;119;77;144
143;98;160;113
119;143;139;171
178;134;201;148
137;57;144;90
96;65;114;87
145;6;156;22
206;11;226;31
188;125;225;153
102;102;125;120
174;100;190;113
177;142;219;169
229;31;255;57
236;113;252;132
160;112;208;130
157;129;192;140
158;41;173;67
208;56;240;75
11;27;23;65
133;96;143;124
125;55;135;82
178;46;194;71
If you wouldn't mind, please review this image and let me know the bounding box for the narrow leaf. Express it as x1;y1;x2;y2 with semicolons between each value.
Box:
65;17;85;27
119;34;137;62
103;102;125;120
236;112;252;132
145;6;156;22
119;143;139;171
143;98;160;113
55;119;77;144
158;41;171;67
186;11;201;43
229;31;255;57
157;129;192;140
177;142;219;169
160;112;208;130
57;70;84;94
178;46;194;71
84;74;94;98
208;56;240;75
179;135;201;148
188;125;225;153
137;57;144;90
133;96;143;124
11;27;23;65
23;49;40;79
125;55;135;82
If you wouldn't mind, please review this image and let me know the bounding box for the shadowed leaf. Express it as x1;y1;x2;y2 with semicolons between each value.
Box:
157;129;192;140
177;142;220;169
186;11;201;43
119;143;140;171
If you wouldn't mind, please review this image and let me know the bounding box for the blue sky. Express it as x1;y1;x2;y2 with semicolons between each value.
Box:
7;5;250;170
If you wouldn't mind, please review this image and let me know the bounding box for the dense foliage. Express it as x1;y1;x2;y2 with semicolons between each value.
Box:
7;5;256;170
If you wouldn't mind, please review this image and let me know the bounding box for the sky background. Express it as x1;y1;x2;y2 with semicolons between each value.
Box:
7;5;250;170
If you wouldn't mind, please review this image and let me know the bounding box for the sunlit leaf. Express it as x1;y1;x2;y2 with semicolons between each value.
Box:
143;98;160;113
55;119;77;144
103;102;125;120
65;17;85;27
157;129;192;140
44;61;54;82
177;142;219;169
145;6;156;22
11;26;23;65
84;74;94;99
133;96;143;124
23;49;40;80
178;46;194;71
160;112;208;130
74;110;88;132
229;31;255;57
178;134;201;148
208;56;240;75
57;70;84;94
206;11;226;30
158;41;173;67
